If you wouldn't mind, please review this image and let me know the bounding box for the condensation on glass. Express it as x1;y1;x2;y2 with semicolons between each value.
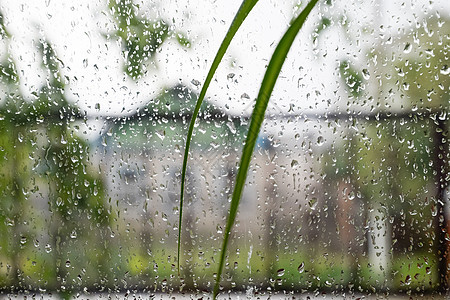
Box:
0;0;448;298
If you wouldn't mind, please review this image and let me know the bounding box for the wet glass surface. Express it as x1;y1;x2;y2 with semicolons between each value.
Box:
0;0;448;298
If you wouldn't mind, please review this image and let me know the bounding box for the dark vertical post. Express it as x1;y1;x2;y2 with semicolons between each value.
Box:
11;126;22;291
264;143;278;284
435;117;449;291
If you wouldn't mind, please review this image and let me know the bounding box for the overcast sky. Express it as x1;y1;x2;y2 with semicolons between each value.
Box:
0;0;448;120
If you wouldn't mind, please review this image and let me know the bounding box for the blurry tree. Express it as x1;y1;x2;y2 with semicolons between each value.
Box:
392;15;449;289
107;0;191;80
31;40;111;297
0;8;112;296
322;13;449;291
0;10;34;290
396;15;449;112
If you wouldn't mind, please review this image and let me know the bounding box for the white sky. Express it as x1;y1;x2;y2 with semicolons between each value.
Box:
0;0;448;120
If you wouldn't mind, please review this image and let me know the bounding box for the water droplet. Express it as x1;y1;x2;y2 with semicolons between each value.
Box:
156;130;165;141
298;262;305;273
317;136;324;146
83;58;88;68
348;191;355;200
277;268;285;277
191;79;200;86
403;42;412;53
441;65;449;75
6;218;14;226
431;204;437;217
240;93;250;99
362;68;370;80
308;198;318;210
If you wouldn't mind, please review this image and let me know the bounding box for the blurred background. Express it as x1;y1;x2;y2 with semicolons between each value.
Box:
0;0;448;298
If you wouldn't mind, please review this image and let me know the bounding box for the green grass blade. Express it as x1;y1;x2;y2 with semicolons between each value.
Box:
178;0;259;275
212;0;319;298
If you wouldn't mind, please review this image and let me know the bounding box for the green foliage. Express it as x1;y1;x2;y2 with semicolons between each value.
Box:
175;0;319;296
0;57;18;85
107;0;191;80
395;15;450;111
312;17;331;42
108;0;169;79
339;60;364;97
176;32;191;48
213;1;319;297
0;11;9;39
0;1;447;296
0;27;110;292
178;3;448;298
178;0;259;275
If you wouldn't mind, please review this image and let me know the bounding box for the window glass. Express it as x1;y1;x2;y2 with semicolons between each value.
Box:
0;0;448;298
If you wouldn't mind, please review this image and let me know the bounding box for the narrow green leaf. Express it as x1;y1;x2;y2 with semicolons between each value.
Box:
178;0;259;275
212;0;319;298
